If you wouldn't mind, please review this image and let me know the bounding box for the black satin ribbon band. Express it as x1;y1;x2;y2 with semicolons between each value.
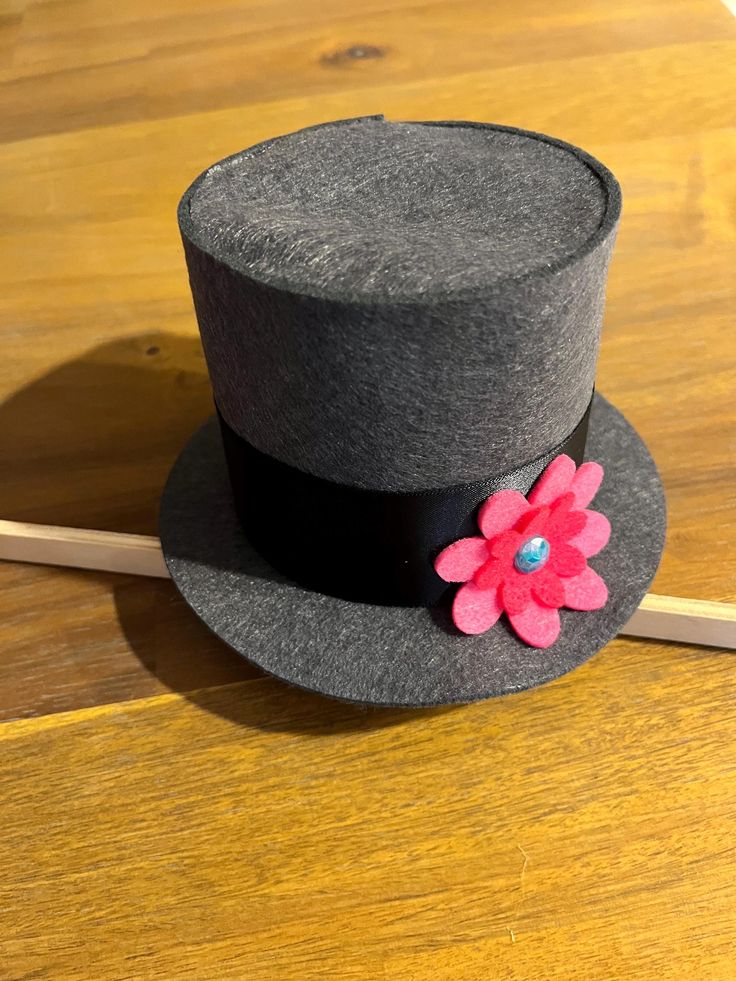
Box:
218;396;593;607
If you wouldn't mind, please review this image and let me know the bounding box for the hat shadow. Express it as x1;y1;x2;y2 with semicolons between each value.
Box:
2;332;457;734
0;330;211;535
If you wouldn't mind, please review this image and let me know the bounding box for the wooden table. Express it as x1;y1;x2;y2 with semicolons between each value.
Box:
1;0;735;977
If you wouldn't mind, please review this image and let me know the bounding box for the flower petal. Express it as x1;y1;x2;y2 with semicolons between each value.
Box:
569;461;604;508
559;509;587;541
508;600;561;648
474;559;504;591
563;566;608;610
452;582;503;635
549;542;587;578
489;529;523;562
528;455;576;506
516;505;551;537
568;510;611;558
478;489;531;539
434;537;489;583
546;493;575;538
501;574;533;616
531;567;565;608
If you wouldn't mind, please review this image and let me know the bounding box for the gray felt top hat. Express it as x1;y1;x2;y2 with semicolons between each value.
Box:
161;116;666;707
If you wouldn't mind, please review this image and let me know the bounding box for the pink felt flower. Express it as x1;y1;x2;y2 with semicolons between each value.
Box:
434;455;611;648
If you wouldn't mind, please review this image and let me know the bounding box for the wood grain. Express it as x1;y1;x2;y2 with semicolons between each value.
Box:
2;642;736;979
0;0;735;975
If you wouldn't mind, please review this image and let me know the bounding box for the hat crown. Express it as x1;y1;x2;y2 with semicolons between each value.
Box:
179;117;621;491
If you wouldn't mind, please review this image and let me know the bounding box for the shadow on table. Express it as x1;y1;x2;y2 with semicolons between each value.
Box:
0;330;212;533
1;332;455;735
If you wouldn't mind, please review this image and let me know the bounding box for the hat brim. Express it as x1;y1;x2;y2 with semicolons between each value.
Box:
159;393;666;707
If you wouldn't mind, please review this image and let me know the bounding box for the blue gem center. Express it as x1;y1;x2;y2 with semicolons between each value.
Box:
514;536;550;574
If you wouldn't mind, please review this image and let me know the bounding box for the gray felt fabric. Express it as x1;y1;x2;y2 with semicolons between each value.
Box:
187;117;611;296
178;117;622;491
160;394;666;708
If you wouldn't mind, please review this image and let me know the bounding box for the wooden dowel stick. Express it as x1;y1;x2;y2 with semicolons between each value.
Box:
0;519;169;580
1;519;734;649
622;594;736;649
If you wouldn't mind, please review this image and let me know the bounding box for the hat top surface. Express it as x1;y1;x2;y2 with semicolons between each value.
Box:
184;118;618;301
